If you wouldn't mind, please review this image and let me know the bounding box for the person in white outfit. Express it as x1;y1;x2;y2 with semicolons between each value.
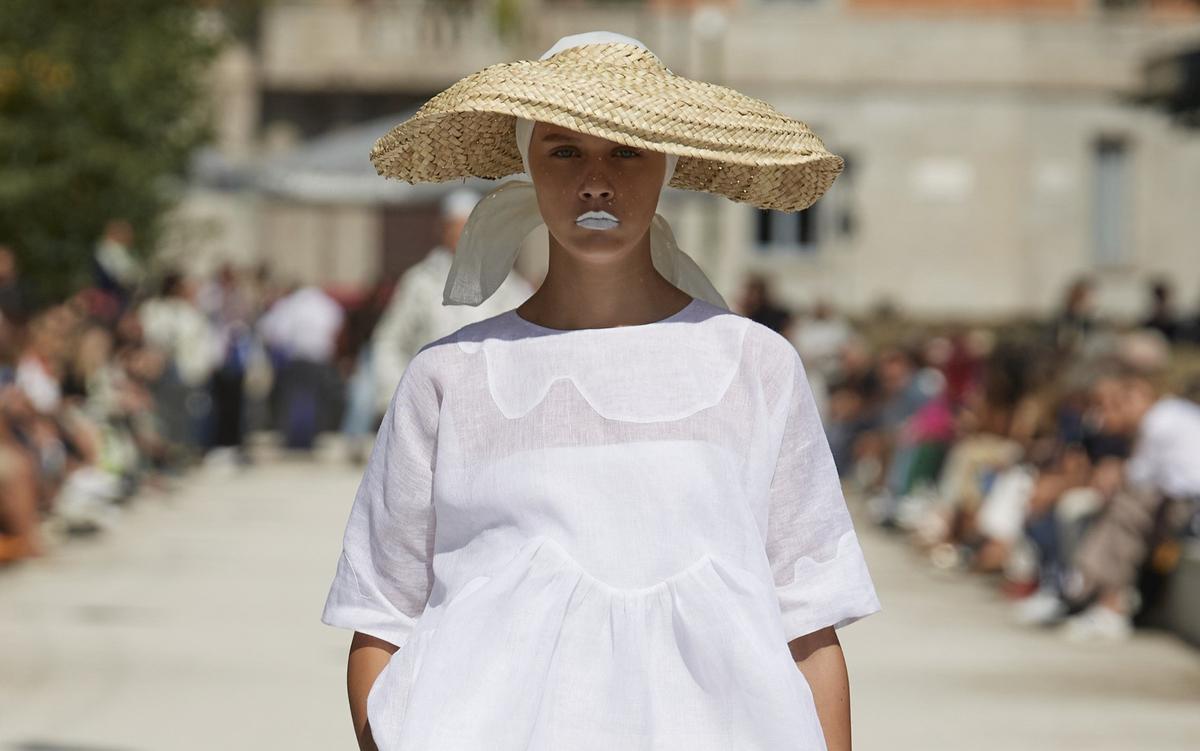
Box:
258;284;346;450
369;188;534;420
321;32;881;751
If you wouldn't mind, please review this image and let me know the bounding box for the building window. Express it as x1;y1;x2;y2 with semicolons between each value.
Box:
753;152;855;254
1091;135;1131;267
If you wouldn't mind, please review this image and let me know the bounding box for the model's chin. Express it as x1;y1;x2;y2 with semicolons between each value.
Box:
563;223;630;246
552;228;637;260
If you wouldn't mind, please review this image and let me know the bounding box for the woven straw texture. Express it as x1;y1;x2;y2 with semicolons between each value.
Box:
369;43;843;213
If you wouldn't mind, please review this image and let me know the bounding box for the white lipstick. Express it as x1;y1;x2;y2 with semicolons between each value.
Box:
576;210;620;231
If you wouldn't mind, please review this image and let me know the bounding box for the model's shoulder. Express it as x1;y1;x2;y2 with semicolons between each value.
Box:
682;300;799;387
699;302;796;370
702;307;803;407
410;307;517;367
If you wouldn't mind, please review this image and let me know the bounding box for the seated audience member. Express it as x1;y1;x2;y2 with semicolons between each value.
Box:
1056;363;1200;641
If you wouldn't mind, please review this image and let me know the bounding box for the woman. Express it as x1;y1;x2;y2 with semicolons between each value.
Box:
322;31;882;751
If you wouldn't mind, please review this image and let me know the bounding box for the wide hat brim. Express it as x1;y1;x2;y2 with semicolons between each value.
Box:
369;43;843;213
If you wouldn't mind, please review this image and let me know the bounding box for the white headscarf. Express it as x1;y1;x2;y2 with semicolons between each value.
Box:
441;31;729;311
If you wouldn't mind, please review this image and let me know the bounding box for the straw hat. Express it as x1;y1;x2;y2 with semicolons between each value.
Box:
369;40;844;213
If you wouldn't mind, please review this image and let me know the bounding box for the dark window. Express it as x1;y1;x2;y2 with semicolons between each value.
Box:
260;90;430;140
752;148;856;254
1092;135;1131;267
756;207;772;246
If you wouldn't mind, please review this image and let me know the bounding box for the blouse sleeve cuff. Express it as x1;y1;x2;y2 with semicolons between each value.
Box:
775;529;883;643
320;550;418;649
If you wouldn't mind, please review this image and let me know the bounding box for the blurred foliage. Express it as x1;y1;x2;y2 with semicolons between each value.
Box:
492;0;524;44
0;0;260;307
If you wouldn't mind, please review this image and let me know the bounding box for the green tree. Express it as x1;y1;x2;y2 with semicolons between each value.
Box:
0;1;242;306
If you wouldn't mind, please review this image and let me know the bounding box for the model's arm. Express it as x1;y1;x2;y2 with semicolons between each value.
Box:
347;631;399;751
790;626;852;751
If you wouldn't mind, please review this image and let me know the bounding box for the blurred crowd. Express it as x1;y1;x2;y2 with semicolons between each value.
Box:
0;190;520;567
5;199;1198;651
0;219;355;565
739;274;1200;644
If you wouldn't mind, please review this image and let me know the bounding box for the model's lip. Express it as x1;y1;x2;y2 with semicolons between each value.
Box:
576;210;620;231
576;210;620;224
576;218;619;230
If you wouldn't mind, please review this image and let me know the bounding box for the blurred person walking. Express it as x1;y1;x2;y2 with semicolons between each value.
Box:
369;187;533;421
258;283;345;452
197;264;257;466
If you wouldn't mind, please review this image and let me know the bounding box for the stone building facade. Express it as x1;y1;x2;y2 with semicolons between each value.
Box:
176;0;1200;320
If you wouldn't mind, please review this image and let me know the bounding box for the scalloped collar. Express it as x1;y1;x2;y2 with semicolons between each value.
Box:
454;299;749;423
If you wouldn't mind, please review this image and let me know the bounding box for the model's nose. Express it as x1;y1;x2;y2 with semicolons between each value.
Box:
579;172;614;202
579;186;613;201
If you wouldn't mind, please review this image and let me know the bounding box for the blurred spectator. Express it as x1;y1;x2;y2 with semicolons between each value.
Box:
369;187;532;420
1048;275;1097;356
808;272;1199;646
736;274;790;334
788;298;854;420
1140;278;1183;344
91;219;143;319
826;377;874;478
789;298;852;379
0;304;152;552
139;271;221;459
0;244;35;325
1057;362;1200;641
938;328;991;411
338;279;392;464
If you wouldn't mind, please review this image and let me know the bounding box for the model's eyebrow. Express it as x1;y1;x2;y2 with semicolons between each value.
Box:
538;133;638;151
538;132;580;144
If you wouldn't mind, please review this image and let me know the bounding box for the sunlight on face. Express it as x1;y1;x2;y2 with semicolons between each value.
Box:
526;121;668;264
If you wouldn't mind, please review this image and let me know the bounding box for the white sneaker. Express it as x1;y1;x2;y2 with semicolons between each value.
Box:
864;492;894;525
1013;588;1068;626
53;480;122;533
894;490;936;532
1061;604;1134;643
929;542;963;570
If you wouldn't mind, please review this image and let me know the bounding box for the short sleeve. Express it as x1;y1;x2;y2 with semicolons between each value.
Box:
321;351;440;648
765;344;882;642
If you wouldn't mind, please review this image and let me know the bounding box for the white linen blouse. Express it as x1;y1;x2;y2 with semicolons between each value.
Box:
321;296;882;750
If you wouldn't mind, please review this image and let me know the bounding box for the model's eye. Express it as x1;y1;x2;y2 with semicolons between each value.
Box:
615;148;639;158
551;147;576;158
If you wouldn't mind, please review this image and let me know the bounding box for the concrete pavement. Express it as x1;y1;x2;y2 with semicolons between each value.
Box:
1;452;1197;750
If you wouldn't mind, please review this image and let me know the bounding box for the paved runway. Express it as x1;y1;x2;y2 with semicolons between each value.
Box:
1;452;1197;750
